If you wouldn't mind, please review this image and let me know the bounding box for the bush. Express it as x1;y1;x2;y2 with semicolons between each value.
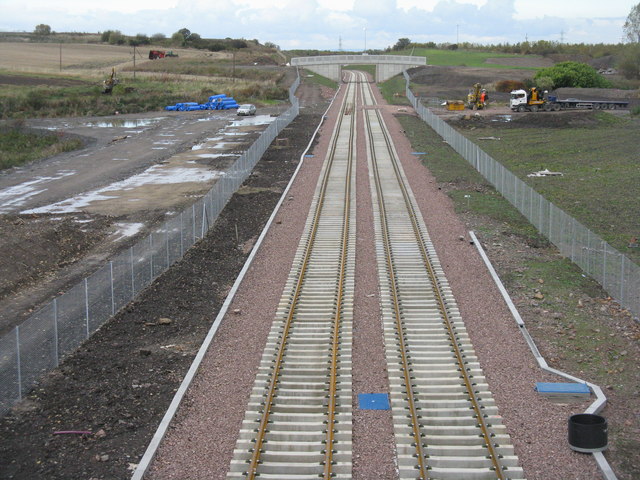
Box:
535;61;611;88
618;44;640;80
495;80;526;92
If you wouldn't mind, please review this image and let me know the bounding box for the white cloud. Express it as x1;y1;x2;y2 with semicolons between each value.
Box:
0;0;632;48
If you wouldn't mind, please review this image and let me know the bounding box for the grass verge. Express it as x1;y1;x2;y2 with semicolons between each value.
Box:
390;48;540;68
379;75;411;105
454;112;640;263
301;69;338;90
0;125;83;170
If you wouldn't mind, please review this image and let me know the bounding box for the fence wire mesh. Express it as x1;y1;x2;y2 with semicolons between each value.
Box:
403;71;639;319
0;73;301;415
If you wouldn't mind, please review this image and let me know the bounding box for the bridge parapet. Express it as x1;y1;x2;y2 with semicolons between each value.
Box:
291;55;426;82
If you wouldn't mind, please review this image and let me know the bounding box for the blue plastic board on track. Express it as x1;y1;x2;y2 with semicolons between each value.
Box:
535;382;590;394
358;393;390;410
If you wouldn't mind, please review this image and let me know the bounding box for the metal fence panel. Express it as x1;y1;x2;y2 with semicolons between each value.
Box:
56;282;89;357
17;306;58;396
112;252;135;313
0;331;19;411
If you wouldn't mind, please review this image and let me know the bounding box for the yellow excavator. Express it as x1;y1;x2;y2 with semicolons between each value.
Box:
102;68;119;95
466;83;488;110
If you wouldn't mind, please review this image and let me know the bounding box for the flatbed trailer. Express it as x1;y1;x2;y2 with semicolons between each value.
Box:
549;96;629;110
510;89;630;112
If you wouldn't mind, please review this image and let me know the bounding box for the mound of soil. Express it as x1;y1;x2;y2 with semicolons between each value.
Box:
447;110;605;129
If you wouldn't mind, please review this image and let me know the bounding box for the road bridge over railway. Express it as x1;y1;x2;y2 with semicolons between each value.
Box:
290;54;426;82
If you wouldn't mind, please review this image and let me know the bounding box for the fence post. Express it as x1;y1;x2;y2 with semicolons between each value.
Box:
180;212;184;257
15;326;22;401
130;247;135;296
165;227;170;267
84;278;90;338
192;204;196;241
603;242;607;288
150;234;154;278
201;203;208;238
110;261;115;315
53;298;58;367
620;256;625;303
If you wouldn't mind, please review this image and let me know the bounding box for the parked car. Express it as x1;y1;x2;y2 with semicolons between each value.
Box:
237;104;256;116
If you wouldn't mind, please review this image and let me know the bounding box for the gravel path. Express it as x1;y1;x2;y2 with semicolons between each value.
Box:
147;80;602;479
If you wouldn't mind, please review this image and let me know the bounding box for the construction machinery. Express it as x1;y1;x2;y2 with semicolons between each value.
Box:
102;68;119;95
149;50;178;59
510;88;629;112
467;83;488;110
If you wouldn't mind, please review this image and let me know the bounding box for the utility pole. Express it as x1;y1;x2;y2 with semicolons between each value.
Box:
364;27;367;52
456;24;459;45
59;43;62;72
133;45;136;79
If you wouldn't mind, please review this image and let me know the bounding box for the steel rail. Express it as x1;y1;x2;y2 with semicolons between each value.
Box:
243;73;358;480
322;72;356;479
361;73;508;479
361;79;429;480
369;103;506;478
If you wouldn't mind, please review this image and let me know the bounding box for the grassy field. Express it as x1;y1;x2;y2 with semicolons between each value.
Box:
456;112;640;263
0;125;82;170
0;44;289;119
379;75;411;105
390;48;543;68
301;69;338;90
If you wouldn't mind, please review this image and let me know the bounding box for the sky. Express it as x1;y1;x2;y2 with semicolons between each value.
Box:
0;0;635;50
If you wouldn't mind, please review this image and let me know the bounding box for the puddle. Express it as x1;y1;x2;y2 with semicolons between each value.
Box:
0;170;76;213
191;143;215;151
22;166;220;214
213;142;240;150
84;118;165;128
230;115;276;127
224;132;248;136
491;115;512;123
112;222;145;241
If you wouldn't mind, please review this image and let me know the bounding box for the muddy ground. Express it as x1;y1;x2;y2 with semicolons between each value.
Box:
0;65;637;479
0;81;330;479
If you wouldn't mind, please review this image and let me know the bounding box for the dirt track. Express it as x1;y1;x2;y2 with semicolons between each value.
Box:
0;108;286;335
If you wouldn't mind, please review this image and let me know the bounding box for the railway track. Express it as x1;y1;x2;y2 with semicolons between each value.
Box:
227;71;524;479
226;74;358;479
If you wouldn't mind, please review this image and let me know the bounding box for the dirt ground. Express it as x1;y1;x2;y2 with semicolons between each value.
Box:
0;65;637;479
0;81;330;479
0;108;287;336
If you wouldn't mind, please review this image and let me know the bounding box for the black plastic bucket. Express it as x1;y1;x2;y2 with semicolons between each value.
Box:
568;413;608;453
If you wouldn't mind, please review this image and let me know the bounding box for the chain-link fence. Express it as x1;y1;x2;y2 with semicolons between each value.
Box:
0;73;301;416
403;71;639;319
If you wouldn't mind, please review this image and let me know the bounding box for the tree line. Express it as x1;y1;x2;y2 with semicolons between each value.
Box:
30;24;255;52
